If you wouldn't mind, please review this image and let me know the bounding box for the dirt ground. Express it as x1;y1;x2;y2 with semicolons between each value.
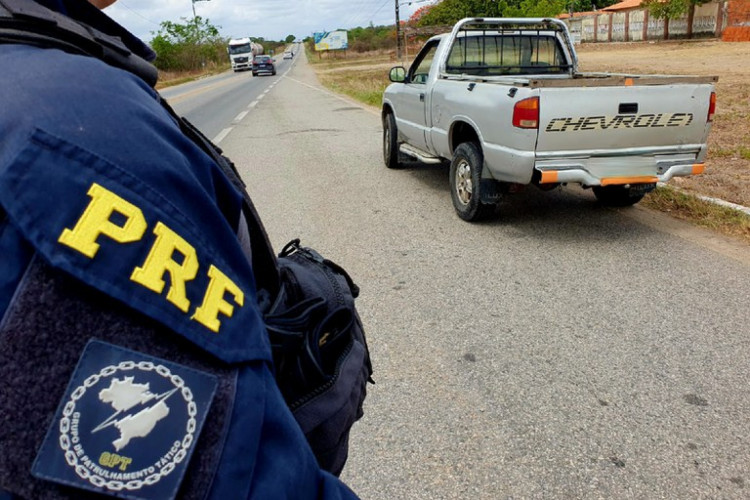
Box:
575;40;750;208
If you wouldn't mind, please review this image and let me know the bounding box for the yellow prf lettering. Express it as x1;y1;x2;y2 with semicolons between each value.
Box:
192;264;244;332
130;222;199;313
58;183;147;258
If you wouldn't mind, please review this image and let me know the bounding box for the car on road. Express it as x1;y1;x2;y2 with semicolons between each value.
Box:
252;55;276;76
283;51;293;60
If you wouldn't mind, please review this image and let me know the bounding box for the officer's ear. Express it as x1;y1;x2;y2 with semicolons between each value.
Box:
88;0;118;9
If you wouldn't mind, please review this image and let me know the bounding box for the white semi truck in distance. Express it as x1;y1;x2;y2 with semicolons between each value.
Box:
227;38;263;72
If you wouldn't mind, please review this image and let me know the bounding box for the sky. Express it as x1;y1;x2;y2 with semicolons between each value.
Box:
103;0;433;44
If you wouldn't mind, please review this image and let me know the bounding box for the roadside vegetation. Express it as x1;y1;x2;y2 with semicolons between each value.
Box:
643;186;750;242
149;17;290;88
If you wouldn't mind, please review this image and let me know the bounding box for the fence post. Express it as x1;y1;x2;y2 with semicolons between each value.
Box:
594;14;598;42
716;0;725;38
625;11;630;41
643;9;649;40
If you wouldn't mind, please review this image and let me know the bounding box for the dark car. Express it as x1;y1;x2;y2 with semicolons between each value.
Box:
252;55;276;76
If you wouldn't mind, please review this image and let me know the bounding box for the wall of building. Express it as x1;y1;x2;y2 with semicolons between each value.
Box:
569;1;732;43
723;0;750;41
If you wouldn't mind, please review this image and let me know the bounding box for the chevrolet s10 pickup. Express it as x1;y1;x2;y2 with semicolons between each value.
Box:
382;17;717;221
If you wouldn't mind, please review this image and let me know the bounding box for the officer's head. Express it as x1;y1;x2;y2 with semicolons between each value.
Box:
89;0;117;8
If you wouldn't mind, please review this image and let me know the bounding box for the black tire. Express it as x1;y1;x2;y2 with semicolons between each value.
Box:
449;142;499;221
383;113;401;169
593;184;650;207
272;70;277;75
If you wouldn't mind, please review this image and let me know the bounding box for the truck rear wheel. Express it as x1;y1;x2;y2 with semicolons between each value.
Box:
383;113;401;169
593;184;652;207
450;142;499;221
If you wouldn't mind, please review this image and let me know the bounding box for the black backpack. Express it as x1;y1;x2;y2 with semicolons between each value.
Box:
0;0;373;477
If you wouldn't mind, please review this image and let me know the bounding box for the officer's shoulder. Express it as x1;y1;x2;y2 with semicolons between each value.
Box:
0;43;175;171
0;43;157;120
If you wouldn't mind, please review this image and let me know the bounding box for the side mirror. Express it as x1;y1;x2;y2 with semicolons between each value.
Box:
389;66;407;83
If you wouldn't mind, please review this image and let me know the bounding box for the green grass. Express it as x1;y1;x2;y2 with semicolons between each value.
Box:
642;186;750;243
316;67;390;108
155;64;231;90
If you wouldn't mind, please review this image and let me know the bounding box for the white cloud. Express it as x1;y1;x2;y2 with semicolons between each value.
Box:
105;0;430;43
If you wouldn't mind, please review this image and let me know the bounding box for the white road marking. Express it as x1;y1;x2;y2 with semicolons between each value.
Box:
213;128;232;144
233;110;249;123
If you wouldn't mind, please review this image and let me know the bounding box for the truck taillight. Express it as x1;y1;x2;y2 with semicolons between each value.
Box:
708;92;716;122
513;97;539;129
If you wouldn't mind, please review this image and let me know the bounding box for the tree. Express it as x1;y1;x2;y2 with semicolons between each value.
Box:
642;0;708;39
416;0;569;26
408;4;435;25
417;0;501;26
149;16;226;71
346;24;394;52
285;34;296;43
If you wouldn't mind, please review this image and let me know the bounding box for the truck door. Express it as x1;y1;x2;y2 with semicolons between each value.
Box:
396;40;439;152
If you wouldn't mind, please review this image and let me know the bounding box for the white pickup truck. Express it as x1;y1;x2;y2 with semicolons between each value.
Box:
382;18;717;221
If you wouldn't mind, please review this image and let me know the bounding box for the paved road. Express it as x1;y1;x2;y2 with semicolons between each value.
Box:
217;51;750;499
162;56;293;140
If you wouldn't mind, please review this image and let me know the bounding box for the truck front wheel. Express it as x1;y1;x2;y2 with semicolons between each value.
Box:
449;142;499;221
593;184;652;207
383;113;401;169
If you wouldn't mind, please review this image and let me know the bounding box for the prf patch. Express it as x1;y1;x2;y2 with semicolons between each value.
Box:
32;340;217;500
58;182;245;334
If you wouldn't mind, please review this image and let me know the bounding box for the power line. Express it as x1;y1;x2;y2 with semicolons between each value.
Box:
346;0;392;30
342;0;389;29
115;0;162;26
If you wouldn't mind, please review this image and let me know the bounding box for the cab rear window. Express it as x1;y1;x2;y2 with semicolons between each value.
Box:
445;35;569;76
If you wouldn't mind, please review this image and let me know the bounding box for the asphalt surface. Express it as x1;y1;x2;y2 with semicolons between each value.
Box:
216;51;750;499
162;57;293;140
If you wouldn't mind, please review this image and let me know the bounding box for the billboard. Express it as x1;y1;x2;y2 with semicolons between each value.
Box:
314;30;348;51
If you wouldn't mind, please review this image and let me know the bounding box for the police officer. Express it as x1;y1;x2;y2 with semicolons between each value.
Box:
0;0;360;498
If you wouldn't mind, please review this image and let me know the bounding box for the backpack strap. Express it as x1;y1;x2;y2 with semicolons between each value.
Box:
157;98;281;298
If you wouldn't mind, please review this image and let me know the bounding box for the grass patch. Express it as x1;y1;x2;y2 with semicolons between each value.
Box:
155;64;230;90
316;67;390;108
709;148;736;158
642;186;750;243
309;48;393;108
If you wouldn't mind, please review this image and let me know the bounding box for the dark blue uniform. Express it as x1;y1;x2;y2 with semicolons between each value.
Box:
0;1;359;498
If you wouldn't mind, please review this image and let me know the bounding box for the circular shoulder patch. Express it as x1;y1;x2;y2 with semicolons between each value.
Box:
32;340;218;500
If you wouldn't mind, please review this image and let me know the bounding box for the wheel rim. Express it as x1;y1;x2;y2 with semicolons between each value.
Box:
455;159;472;205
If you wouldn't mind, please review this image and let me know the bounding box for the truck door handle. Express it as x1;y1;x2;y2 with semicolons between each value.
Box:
420;93;425;102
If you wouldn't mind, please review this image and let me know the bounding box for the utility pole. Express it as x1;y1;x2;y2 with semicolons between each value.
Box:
191;0;210;67
191;0;210;31
395;0;402;60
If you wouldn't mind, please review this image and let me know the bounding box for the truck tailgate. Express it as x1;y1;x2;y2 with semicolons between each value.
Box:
536;84;713;156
